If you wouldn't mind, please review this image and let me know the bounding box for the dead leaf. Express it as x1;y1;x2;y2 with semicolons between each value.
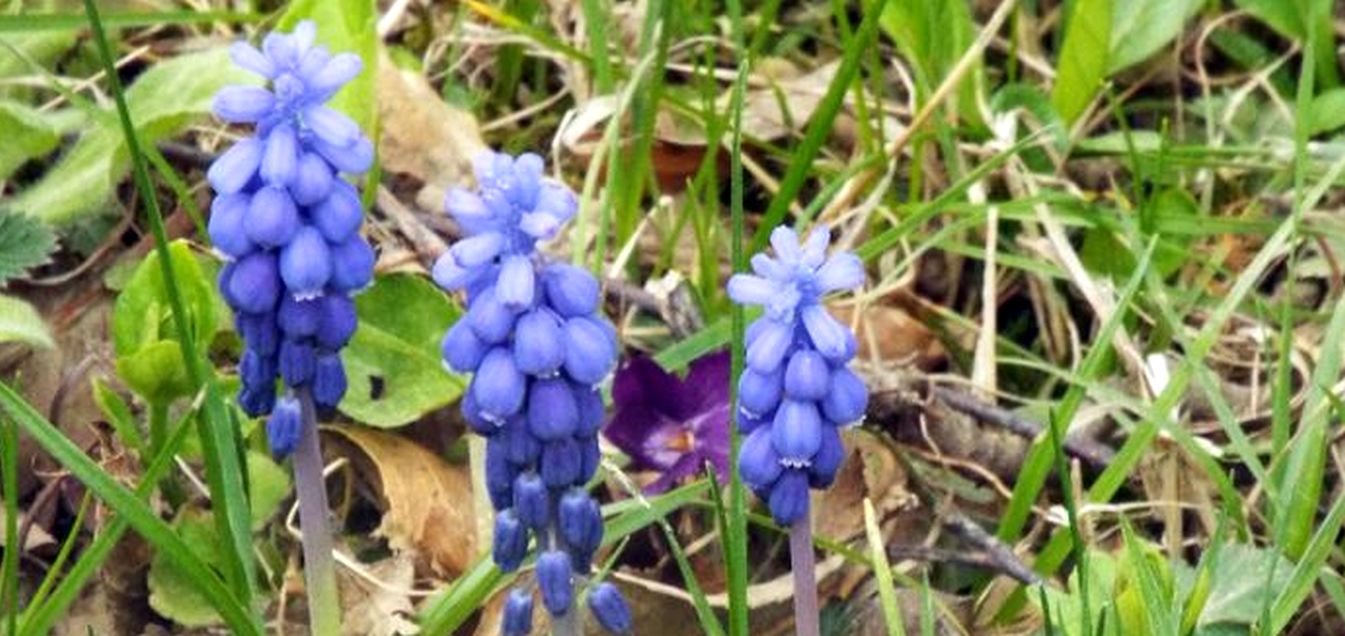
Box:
832;303;946;370
376;51;487;212
338;553;421;636
323;426;477;576
814;429;912;542
0;506;55;552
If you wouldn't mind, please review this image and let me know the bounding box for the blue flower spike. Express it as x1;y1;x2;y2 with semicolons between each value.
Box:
433;151;629;632
209;20;374;456
728;225;867;526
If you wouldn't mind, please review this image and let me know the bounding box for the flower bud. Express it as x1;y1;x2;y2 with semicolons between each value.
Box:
278;297;320;339
577;435;600;484
512;472;549;530
738;366;783;418
484;439;515;510
739;427;782;486
468;286;520;346
512;309;564;376
313;135;374;175
540;437;581;488
304;105;360;149
588;582;633;634
279;225;332;299
771;400;822;466
267;395;302;457
526;378;578;441
245;186;299;248
501;415;541;466
543;262;599;317
745;318;792;374
441;319;488;373
536;550;573;615
783;349;829;401
809;427;844;489
501;588;534;636
451;232;504;268
289;151;333;206
260;123;298;186
313;181;362;243
473;348;526;421
315;294;357;350
558;488;602;556
562;316;616;385
312;353;346;409
492;510;529;573
801;305;850;362
821;366;867;424
768;469;810;525
239;384;276;418
461;390;497;436
208;193;254;258
207;136;262;193
237;312;280;355
496;255;535;310
573;385;604;437
228;252;282;315
328;235;375;293
278;339;315;386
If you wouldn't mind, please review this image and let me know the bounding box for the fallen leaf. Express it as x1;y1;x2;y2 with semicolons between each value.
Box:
339;552;421;636
0;505;54;551
323;426;476;575
376;51;487;212
832;303;946;370
814;429;911;542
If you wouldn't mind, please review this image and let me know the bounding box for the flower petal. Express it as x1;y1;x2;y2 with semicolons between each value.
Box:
308;52;362;95
767;469;810;525
800;224;830;267
260;124;298;186
290;151;333;206
303;105;359;148
745;318;792;373
313;180;362;242
451;232;504;268
770;399;822;464
726;274;776;306
207;137;263;194
279;226;332;298
815;252;864;293
213;86;274;123
769;225;802;265
801;304;850;361
229;42;274;77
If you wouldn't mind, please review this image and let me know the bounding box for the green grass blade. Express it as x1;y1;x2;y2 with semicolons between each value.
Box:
0;10;261;33
19;406;196;635
749;0;889;253
0;382;262;636
81;0;258;610
2;409;17;636
1266;491;1345;633
864;499;907;636
724;0;750;627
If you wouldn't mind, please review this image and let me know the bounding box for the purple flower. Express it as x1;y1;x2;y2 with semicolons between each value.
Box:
603;352;731;493
211;20;374;452
434;150;629;631
727;226;867;525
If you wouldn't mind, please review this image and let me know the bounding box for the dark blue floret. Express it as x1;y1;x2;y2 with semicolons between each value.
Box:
210;20;373;457
502;589;534;636
588;582;633;634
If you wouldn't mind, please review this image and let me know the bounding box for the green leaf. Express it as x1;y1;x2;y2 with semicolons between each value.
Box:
1173;544;1292;628
0;101;64;180
0;209;56;286
11;48;258;224
1234;0;1338;87
879;0;983;128
1035;549;1119;636
0;381;263;636
245;451;290;532
147;508;228;627
340;274;465;427
277;0;377;132
1109;0;1202;72
91;377;145;455
1308;88;1345;135
113;241;219;357
0;32;76;85
0;294;53;349
112;241;220;404
1051;0;1114;126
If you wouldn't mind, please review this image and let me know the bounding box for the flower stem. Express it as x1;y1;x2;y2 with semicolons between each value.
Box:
294;389;341;636
789;516;820;636
548;522;579;636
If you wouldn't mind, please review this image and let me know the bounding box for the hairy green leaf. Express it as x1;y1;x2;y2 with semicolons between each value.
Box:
0;209;55;286
0;295;52;349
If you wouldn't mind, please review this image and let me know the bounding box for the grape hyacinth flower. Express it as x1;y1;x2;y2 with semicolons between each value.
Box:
209;20;372;635
435;151;631;635
728;225;867;636
603;352;731;493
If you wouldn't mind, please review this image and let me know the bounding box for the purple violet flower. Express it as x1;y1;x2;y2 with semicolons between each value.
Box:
603;352;731;493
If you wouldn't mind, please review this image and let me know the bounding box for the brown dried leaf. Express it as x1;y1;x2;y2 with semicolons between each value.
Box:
814;429;911;542
375;51;487;211
832;303;946;370
338;553;421;636
323;426;476;576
